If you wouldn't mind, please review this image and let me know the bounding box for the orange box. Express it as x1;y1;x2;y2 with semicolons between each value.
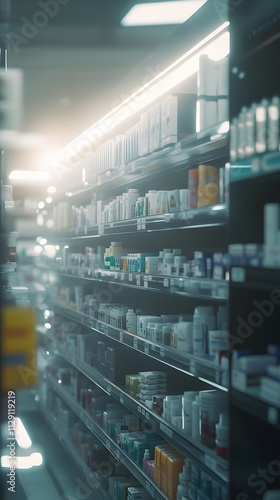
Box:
166;455;185;500
160;449;184;496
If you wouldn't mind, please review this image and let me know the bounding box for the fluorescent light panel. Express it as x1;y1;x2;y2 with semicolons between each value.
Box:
1;452;43;469
121;1;207;26
52;22;229;168
14;418;32;449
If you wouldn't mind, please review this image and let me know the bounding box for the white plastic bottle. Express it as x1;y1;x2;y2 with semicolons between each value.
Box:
126;309;137;334
193;306;216;357
147;190;157;215
143;448;150;472
176;459;191;500
126;189;139;219
182;391;198;434
163;253;174;275
217;305;228;330
191;394;200;441
215;413;229;460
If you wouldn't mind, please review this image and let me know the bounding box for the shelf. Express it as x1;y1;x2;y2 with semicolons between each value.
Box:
54;305;229;389
47;338;228;481
55;204;227;240
60;125;228;200
231;388;280;428
41;408;111;500
55;267;229;302
230;266;280;289
45;374;169;500
230;158;280;184
45;371;228;485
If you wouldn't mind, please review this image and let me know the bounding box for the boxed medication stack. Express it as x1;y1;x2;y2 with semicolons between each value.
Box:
138;371;167;405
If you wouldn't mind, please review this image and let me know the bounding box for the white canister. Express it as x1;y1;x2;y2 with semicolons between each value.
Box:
126;309;137;334
174;322;193;352
208;330;228;359
161;191;169;213
147;190;157;215
179;189;189;211
193;306;216;357
126;189;139;219
137;316;162;338
182;391;198;434
172;256;187;276
168;189;180;212
163;253;174;276
155;191;163;214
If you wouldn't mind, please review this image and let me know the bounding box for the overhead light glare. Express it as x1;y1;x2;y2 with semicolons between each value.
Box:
121;1;207;26
9;170;50;182
1;452;43;470
14;418;32;449
51;22;229;168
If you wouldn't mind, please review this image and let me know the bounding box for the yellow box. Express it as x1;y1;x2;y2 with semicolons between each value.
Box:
166;456;185;500
160;450;184;496
154;464;161;487
154;444;173;465
2;307;37;391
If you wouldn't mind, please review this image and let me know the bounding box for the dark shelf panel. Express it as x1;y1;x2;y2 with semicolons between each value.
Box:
230;266;280;290
230;156;280;184
231;388;280;429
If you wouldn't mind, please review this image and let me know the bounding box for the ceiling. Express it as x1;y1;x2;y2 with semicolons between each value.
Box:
4;0;180;201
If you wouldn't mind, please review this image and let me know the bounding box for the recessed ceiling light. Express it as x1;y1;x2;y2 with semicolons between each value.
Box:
121;1;207;26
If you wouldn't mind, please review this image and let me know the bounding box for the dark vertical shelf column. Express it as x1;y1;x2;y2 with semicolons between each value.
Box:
228;1;280;498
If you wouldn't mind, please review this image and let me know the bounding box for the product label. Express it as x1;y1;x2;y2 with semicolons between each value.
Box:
144;343;149;354
133;338;138;349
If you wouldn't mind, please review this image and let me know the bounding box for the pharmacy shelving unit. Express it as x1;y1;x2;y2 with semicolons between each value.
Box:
228;0;280;498
37;122;230;499
35;3;231;498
